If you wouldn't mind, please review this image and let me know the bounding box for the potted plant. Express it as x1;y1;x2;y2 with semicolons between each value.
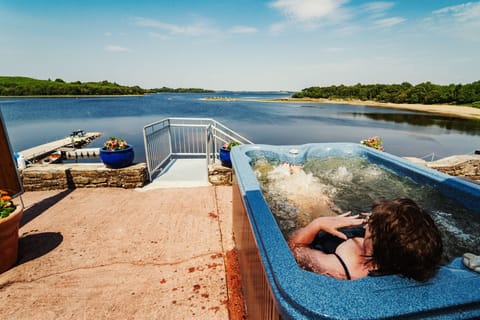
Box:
360;136;384;151
0;189;23;274
219;141;240;168
99;136;135;168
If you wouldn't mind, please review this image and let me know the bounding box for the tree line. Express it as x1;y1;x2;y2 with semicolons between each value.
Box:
0;77;214;96
0;77;147;96
292;81;480;107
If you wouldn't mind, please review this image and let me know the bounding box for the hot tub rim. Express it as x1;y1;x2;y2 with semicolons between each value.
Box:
231;142;480;319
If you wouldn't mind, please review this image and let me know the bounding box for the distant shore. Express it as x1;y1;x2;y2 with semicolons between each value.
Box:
270;98;480;120
0;94;146;98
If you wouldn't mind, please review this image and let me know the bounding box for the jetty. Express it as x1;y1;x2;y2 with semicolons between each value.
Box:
18;131;101;162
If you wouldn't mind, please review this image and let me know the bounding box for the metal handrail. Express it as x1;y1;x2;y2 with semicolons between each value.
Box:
143;117;252;181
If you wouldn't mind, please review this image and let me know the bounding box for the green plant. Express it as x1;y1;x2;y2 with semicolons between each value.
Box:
103;137;129;151
0;189;16;219
222;141;240;150
360;136;383;151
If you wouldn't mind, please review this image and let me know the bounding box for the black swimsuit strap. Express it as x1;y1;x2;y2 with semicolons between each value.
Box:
334;253;351;280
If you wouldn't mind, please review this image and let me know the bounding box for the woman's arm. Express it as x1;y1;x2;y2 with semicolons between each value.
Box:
288;212;364;250
288;213;365;279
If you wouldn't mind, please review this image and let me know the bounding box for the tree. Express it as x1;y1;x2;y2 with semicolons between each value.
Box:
291;81;480;105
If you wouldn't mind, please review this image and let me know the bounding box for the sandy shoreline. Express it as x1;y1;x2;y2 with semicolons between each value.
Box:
274;98;480;120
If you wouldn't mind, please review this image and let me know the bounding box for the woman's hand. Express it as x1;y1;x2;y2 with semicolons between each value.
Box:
318;212;364;240
289;212;364;247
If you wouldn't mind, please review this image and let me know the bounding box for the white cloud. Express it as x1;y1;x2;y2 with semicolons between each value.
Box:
269;22;286;34
360;2;405;29
148;32;171;40
268;0;406;32
105;45;130;52
362;2;394;13
425;2;480;40
373;16;405;28
433;2;480;22
229;25;258;34
133;17;219;37
362;2;394;17
269;0;349;22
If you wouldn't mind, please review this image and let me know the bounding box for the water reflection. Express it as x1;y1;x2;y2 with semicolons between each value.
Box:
356;112;480;134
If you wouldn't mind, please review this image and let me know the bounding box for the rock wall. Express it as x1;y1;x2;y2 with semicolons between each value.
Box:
428;157;480;181
208;164;233;186
20;163;148;191
403;155;480;182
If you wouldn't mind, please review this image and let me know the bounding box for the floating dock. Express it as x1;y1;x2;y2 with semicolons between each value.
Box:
18;131;102;162
63;147;101;160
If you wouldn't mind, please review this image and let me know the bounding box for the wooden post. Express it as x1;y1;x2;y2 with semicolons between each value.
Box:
0;109;23;197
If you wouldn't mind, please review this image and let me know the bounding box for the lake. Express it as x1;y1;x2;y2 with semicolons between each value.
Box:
1;92;480;163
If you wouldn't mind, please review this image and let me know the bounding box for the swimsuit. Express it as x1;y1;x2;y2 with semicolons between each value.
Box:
334;253;351;280
311;226;365;253
311;226;365;280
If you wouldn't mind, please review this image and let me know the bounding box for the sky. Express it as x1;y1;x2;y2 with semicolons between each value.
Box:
0;0;479;91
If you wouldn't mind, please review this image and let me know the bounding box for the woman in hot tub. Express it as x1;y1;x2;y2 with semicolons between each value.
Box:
288;198;443;281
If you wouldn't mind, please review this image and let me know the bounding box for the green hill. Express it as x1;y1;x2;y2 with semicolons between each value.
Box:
0;76;147;96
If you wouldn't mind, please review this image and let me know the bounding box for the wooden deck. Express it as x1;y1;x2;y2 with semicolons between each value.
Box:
18;132;101;161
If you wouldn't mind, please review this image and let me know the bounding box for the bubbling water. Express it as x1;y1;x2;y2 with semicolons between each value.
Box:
253;155;480;262
254;159;340;235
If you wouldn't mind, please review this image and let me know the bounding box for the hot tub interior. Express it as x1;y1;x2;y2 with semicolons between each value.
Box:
232;143;480;320
250;153;480;263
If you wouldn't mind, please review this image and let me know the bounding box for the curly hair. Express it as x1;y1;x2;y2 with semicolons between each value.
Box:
367;198;443;281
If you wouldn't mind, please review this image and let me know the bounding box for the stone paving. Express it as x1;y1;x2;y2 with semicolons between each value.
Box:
0;186;235;320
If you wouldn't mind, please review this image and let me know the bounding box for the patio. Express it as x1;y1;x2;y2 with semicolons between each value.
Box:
0;185;243;319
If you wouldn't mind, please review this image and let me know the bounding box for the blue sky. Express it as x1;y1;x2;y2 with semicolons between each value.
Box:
1;0;479;91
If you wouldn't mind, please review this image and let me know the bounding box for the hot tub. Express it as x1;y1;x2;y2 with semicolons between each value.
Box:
231;143;480;320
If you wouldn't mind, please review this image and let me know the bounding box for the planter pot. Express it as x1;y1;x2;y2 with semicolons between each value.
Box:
0;205;23;274
100;145;134;169
219;148;232;168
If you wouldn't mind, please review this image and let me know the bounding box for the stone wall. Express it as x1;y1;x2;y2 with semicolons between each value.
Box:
208;163;233;186
427;156;480;181
405;155;480;182
20;163;148;191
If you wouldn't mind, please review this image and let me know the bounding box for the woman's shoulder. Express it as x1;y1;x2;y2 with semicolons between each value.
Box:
337;237;365;254
336;238;370;280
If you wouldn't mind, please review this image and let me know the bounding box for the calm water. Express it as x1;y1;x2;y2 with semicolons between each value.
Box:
1;92;480;162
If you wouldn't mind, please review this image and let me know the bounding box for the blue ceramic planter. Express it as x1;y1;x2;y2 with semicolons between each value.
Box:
100;145;134;169
219;148;232;167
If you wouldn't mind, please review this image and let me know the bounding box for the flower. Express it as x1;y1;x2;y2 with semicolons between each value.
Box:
0;189;17;219
222;141;241;150
360;136;383;151
103;137;129;151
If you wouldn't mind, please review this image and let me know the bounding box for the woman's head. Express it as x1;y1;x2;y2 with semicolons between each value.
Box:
366;198;443;281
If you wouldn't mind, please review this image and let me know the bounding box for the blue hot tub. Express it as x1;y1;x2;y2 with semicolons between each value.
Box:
231;143;480;320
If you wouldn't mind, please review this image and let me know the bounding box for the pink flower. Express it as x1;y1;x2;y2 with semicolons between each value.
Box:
103;137;129;151
361;136;383;151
